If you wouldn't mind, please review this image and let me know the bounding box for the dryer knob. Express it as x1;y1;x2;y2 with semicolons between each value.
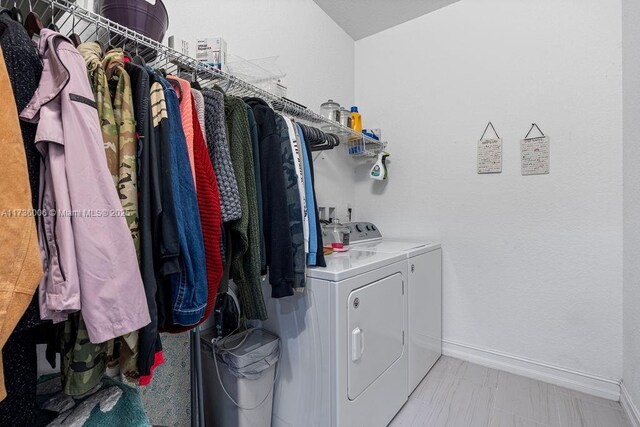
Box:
355;224;362;232
371;225;377;231
366;225;371;231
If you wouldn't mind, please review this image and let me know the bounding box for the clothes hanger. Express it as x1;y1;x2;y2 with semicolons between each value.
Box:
102;28;114;54
190;68;202;90
309;125;337;151
131;41;146;66
167;77;183;101
299;123;331;151
102;27;121;55
154;52;170;78
121;39;132;61
68;12;82;47
24;0;44;39
46;1;59;32
9;1;22;25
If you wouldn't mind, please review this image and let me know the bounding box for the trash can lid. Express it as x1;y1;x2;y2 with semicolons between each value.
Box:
206;329;280;379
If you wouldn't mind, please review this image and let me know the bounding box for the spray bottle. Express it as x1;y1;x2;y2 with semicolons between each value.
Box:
370;151;390;180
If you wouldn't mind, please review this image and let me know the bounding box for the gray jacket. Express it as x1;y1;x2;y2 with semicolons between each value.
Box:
202;88;241;222
275;114;305;289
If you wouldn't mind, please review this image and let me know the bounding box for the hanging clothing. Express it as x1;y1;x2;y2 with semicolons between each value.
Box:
191;97;223;318
0;3;44;328
224;95;267;320
73;43;114;392
125;61;164;383
76;44;136;388
296;123;319;266
245;98;295;298
146;71;180;333
139;75;180;385
20;29;150;342
157;76;208;327
275;114;306;290
102;48;141;380
102;49;140;256
0;47;43;402
202;88;241;223
299;124;326;268
202;88;239;295
245;104;266;273
0;11;42;334
0;11;46;421
78;42;118;187
0;10;41;213
192;88;207;144
165;96;223;332
168;75;196;186
284;117;309;258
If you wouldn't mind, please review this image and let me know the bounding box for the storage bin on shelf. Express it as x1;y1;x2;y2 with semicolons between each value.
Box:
345;134;386;157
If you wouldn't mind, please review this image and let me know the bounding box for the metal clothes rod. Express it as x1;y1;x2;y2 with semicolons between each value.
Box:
17;0;385;154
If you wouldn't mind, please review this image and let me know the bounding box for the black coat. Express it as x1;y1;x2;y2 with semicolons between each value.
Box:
244;98;296;298
126;62;163;378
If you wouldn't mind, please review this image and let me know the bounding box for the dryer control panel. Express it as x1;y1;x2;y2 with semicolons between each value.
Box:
345;222;382;243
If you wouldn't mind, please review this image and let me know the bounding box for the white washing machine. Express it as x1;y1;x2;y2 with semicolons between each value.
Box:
346;222;442;395
263;247;409;426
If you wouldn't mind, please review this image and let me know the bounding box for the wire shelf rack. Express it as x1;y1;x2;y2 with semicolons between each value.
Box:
10;0;386;158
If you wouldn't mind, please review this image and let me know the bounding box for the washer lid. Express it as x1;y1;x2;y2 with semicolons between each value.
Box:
307;250;405;281
351;240;441;257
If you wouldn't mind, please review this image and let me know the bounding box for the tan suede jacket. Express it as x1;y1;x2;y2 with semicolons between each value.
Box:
0;47;43;400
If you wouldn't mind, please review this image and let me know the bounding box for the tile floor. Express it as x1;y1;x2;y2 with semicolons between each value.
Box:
390;356;631;427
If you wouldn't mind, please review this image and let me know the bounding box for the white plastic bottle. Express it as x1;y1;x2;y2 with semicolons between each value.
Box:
370;152;389;180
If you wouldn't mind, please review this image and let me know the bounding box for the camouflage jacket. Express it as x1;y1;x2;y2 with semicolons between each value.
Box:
103;49;140;381
103;48;139;254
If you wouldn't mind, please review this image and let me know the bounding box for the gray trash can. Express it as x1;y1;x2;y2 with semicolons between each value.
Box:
201;328;279;427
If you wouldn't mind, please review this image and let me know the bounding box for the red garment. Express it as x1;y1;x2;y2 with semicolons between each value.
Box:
138;351;165;386
165;96;223;333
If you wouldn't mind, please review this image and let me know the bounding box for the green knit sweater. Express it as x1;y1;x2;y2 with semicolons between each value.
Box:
224;95;267;320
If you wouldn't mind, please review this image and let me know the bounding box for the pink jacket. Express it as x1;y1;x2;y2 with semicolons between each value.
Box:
20;30;150;344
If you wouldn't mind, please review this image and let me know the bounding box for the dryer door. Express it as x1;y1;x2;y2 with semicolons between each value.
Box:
347;272;404;400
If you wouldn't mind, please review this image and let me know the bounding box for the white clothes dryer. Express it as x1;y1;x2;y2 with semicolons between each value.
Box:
346;222;442;395
263;247;409;427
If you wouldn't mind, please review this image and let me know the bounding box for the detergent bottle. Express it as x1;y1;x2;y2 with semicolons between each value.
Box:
370;152;390;180
350;106;362;132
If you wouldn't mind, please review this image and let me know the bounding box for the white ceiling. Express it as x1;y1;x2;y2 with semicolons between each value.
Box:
313;0;461;40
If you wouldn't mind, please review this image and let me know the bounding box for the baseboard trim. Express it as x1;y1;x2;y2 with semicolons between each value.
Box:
442;339;620;401
621;382;640;427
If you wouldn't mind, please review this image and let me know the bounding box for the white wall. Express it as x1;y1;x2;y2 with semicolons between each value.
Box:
623;0;640;416
163;0;356;221
355;0;623;381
